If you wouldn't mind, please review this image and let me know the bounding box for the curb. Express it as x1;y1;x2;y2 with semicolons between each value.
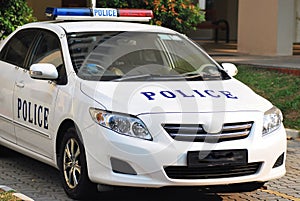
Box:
0;185;34;201
286;128;300;140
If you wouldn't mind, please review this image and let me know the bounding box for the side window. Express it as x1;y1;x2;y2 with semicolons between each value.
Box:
30;31;63;68
29;30;67;85
0;29;37;68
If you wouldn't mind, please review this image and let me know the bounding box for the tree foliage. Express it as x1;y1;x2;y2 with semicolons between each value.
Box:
97;0;205;34
0;0;36;39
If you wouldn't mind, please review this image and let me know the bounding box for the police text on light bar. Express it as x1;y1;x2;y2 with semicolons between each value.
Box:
45;7;153;22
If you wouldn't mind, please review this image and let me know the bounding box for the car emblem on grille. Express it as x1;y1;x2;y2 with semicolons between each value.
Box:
202;123;223;134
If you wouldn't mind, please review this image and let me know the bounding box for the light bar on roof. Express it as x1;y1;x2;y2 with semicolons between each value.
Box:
45;7;153;22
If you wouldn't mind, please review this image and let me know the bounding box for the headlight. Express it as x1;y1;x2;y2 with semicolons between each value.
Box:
89;108;152;140
262;106;283;136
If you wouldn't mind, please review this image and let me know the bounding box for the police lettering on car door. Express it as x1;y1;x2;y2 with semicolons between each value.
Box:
17;98;49;130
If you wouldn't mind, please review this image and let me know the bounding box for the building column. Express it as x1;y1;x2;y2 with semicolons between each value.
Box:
237;0;294;56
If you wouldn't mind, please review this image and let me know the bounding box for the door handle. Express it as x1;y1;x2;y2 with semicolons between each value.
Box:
15;82;25;88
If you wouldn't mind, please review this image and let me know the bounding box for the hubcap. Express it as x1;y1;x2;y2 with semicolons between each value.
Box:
63;138;81;189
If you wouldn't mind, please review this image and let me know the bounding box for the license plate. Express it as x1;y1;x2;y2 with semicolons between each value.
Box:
187;149;248;167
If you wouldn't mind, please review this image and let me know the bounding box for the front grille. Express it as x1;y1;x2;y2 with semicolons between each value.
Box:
164;162;262;179
162;122;253;142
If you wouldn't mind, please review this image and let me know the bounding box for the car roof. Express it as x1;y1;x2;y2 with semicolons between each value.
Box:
21;21;178;34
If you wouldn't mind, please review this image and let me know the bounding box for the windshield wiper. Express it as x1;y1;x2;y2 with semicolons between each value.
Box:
183;73;204;81
112;74;186;82
112;74;154;81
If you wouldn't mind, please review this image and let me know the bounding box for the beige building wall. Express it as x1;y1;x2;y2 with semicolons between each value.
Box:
295;0;300;42
238;0;294;56
27;0;61;21
277;0;294;55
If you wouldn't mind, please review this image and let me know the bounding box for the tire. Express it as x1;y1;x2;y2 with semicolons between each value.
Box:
58;127;97;200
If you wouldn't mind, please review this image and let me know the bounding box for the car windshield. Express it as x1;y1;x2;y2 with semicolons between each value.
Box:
67;31;230;81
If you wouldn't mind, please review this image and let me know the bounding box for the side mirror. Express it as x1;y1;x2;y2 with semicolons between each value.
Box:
221;63;238;77
29;63;58;80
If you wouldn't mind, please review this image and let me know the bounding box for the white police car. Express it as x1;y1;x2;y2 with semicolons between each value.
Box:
0;7;286;199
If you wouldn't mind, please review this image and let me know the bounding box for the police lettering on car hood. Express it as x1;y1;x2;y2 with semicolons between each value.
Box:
80;79;272;115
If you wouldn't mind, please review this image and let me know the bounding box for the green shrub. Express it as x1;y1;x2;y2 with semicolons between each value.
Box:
0;0;36;39
97;0;205;34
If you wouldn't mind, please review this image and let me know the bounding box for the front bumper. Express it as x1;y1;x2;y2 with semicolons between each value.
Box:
81;111;286;188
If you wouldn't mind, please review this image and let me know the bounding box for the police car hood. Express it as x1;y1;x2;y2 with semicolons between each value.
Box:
80;79;272;115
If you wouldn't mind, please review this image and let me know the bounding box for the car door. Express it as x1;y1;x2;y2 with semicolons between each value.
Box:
13;29;66;159
0;29;37;144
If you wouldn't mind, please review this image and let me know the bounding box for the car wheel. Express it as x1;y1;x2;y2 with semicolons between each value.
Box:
59;127;97;199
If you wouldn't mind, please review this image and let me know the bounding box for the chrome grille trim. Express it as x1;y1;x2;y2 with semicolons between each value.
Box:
222;123;252;132
162;122;253;142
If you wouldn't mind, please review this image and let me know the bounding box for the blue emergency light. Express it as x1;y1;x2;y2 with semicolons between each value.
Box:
45;7;153;22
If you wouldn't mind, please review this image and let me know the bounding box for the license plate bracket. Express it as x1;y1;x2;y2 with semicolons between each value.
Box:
187;149;248;167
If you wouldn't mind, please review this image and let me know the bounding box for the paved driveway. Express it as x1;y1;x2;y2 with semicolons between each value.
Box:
0;139;299;201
